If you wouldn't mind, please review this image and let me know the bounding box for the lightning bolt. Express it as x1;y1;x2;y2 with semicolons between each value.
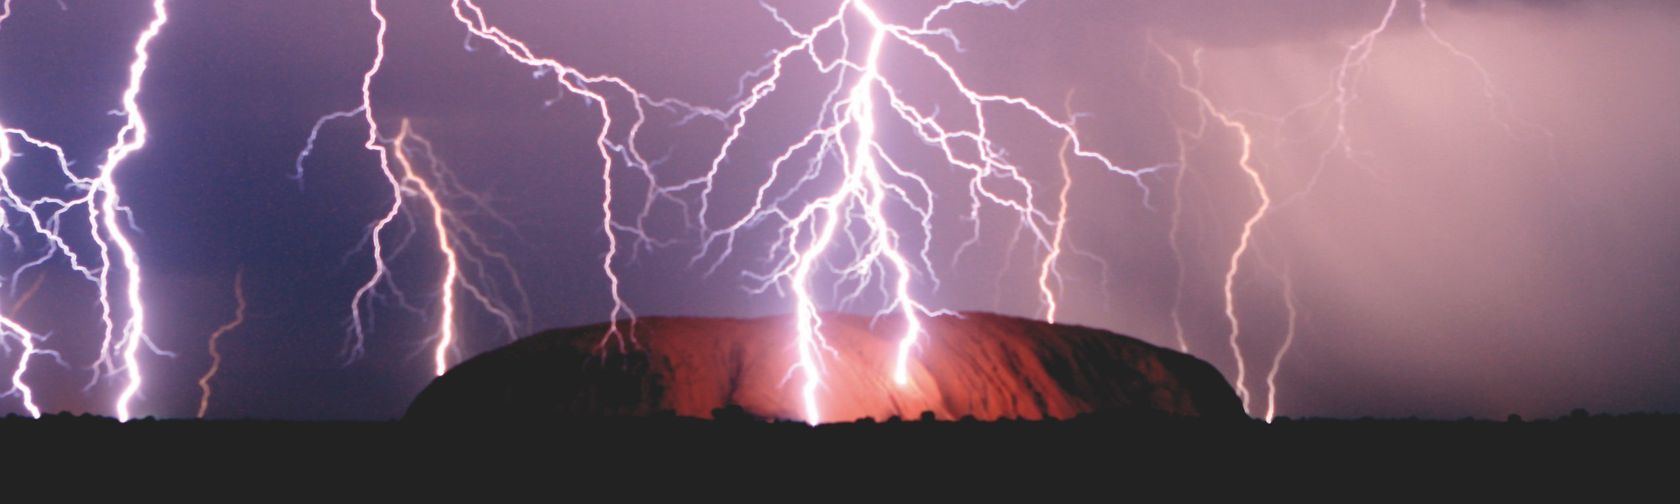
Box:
196;267;246;418
95;0;168;422
1281;0;1553;204
3;0;172;420
389;118;515;376
1263;264;1298;424
336;0;398;366
1149;0;1550;418
0;270;48;418
1156;44;1269;413
0;120;39;418
1;103;78;421
408;129;462;376
402;124;532;367
2;8;144;404
686;0;1166;424
1037;131;1074;325
18;0;179;423
0;318;41;418
444;0;747;355
1164;129;1194;354
1037;92;1092;326
296;0;530;376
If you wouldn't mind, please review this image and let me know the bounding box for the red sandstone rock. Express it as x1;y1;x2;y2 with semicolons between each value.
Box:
406;312;1246;422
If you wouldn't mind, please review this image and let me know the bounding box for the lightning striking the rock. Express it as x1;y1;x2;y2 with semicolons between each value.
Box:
684;0;1167;424
1037;132;1074;326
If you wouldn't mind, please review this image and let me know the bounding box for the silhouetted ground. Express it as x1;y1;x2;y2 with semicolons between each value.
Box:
7;310;1673;491
3;410;1676;489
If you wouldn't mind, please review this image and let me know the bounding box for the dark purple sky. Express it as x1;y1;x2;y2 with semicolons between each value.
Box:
0;0;1676;420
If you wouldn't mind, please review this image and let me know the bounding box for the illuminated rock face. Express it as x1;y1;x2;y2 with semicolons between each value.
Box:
406;313;1246;422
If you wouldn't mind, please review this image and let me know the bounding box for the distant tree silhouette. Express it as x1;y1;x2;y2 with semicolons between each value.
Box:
919;411;938;422
711;404;756;423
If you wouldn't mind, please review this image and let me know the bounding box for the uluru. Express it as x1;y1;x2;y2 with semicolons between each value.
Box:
406;312;1247;423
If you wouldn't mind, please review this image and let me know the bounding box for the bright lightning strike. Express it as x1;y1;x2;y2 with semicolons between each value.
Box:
685;0;1166;424
0;268;46;418
1156;45;1269;413
1263;264;1298;424
445;0;735;355
1037;134;1074;326
0;120;38;418
0;270;49;418
297;0;529;376
3;0;176;422
1037;94;1081;326
4;2;168;421
339;0;399;366
98;0;169;422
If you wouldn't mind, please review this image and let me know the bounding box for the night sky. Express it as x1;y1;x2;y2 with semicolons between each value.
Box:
1;0;1677;421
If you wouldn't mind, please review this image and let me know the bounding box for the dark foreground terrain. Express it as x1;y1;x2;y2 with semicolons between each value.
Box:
5;317;1671;490
3;410;1675;490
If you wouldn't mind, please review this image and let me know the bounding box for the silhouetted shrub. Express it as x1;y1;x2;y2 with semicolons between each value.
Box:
712;404;757;423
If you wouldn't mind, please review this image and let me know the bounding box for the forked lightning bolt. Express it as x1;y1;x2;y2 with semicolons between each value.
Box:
1156;44;1268;412
310;0;689;372
1;0;169;421
684;0;1166;424
298;0;527;375
0;120;49;418
447;0;726;354
1155;0;1550;418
